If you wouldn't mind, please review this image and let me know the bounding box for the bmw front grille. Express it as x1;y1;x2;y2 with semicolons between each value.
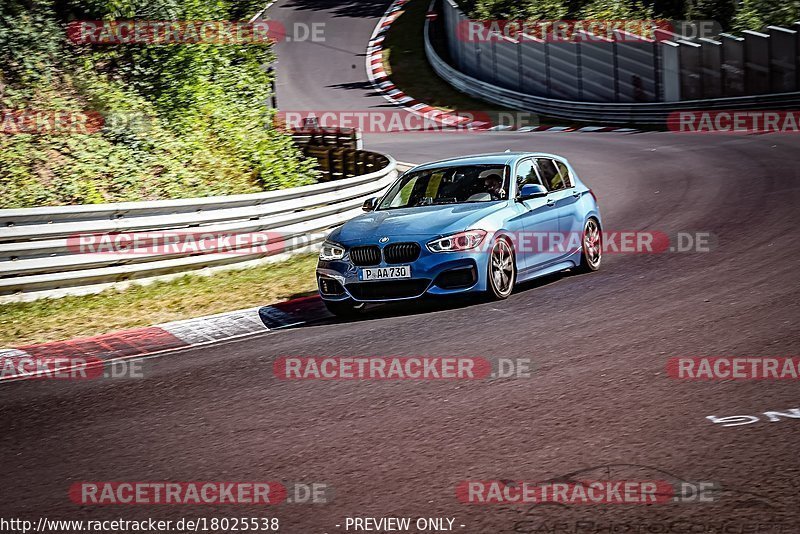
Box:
349;245;381;266
383;242;421;264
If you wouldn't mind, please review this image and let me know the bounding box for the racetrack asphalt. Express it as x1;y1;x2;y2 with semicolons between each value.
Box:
1;1;798;531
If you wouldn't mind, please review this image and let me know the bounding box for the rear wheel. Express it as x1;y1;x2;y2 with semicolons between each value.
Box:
575;218;602;273
323;299;365;318
486;237;516;299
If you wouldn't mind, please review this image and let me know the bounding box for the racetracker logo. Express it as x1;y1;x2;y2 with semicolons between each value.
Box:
0;356;144;380
275;110;506;133
0;110;104;135
1;110;157;135
67;20;287;44
67;231;290;255
668;111;800;133
456;20;675;42
456;480;718;504
274;357;534;379
447;231;713;255
668;357;800;380
0;356;105;379
504;231;672;254
69;482;287;505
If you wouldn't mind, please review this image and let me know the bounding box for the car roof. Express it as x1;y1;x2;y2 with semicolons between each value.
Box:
408;152;565;172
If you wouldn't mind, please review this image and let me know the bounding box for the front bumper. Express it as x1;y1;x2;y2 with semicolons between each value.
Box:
317;249;487;302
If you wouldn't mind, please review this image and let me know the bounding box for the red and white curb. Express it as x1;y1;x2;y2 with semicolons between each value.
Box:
366;0;483;130
492;125;640;133
0;296;329;381
365;0;639;134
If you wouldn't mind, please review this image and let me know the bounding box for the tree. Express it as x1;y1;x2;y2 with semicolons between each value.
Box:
733;0;800;31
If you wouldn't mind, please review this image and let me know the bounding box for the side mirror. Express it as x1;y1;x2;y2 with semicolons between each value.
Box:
362;197;378;212
517;184;548;200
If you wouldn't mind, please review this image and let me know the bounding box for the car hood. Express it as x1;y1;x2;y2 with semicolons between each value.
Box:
331;203;503;245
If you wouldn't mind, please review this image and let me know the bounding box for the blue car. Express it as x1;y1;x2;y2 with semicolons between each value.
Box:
316;152;602;316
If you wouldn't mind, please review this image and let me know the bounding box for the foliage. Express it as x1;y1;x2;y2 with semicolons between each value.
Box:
732;0;800;31
464;0;798;30
687;0;737;30
578;0;654;18
470;0;569;19
0;0;317;208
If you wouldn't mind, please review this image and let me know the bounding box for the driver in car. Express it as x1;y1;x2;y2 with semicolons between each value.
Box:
484;174;506;200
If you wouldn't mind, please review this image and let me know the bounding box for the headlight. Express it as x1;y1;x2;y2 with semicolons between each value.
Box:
427;230;487;253
319;241;345;261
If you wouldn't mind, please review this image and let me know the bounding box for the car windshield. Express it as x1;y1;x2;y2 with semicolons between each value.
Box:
377;164;509;210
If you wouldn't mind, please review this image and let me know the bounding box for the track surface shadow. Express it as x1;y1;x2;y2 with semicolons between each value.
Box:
276;268;573;328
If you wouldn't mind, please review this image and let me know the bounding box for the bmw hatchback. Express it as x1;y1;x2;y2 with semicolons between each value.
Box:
316;152;602;316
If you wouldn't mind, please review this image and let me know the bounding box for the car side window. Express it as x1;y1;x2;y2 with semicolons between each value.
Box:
424;172;444;198
515;159;541;189
535;158;567;191
554;160;572;188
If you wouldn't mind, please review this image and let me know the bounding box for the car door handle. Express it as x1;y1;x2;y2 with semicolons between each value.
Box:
572;190;581;198
546;198;555;207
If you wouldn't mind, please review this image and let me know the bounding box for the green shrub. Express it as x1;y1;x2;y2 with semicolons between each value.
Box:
733;0;800;32
578;0;654;18
465;0;794;31
0;0;317;208
469;0;569;19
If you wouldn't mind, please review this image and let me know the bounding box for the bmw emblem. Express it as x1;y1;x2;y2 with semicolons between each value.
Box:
379;237;389;243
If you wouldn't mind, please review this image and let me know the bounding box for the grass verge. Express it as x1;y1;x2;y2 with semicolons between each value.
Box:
0;254;318;347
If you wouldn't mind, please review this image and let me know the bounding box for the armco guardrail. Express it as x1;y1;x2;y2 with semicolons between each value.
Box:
0;154;406;303
427;0;800;124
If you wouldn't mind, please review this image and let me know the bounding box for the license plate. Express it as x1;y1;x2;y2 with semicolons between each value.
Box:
359;265;411;281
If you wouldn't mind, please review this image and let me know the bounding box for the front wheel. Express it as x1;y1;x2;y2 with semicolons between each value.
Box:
575;218;602;273
323;299;365;318
486;237;516;299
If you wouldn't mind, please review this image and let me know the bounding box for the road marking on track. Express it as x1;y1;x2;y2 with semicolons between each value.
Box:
707;406;800;427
